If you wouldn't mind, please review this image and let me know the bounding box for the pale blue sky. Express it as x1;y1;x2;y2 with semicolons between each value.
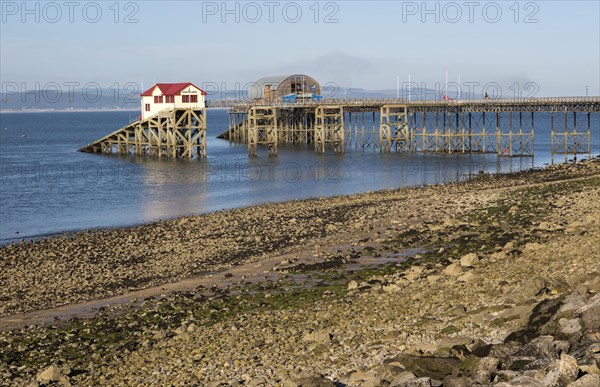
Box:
1;1;599;96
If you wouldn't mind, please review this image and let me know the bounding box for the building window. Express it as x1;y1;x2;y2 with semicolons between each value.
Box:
190;95;198;103
145;104;150;111
165;95;174;103
154;96;163;104
182;95;190;103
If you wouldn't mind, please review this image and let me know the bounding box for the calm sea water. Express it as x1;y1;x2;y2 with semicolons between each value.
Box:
1;110;598;243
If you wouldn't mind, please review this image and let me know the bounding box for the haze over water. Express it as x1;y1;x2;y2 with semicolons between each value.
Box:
1;110;598;243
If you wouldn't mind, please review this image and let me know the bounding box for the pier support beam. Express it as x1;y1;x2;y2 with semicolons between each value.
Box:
247;107;278;157
79;108;206;158
379;105;409;152
314;105;344;153
215;98;598;159
551;110;593;161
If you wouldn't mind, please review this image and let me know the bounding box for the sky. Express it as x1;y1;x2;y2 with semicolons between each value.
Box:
1;0;599;98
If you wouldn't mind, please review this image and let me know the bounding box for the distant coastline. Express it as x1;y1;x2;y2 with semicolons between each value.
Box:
0;108;139;114
0;107;231;113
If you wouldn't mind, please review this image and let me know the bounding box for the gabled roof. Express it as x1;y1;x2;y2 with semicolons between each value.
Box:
140;82;207;97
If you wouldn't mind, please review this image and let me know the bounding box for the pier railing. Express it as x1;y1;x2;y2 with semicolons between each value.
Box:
207;96;600;109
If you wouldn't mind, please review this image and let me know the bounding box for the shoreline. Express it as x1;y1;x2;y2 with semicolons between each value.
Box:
0;108;139;114
2;156;595;247
0;106;232;114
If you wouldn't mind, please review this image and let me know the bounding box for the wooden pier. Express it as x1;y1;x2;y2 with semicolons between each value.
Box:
80;97;599;159
214;97;600;158
79;108;206;158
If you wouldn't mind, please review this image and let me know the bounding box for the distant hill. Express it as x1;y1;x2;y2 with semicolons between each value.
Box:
0;89;139;112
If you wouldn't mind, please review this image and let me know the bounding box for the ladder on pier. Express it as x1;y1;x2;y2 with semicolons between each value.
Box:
78;120;140;155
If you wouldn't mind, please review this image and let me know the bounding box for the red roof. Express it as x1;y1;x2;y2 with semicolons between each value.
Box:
140;82;207;97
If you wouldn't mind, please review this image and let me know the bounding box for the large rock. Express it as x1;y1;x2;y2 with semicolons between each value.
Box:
524;276;549;298
400;377;433;386
325;224;337;232
36;364;62;383
578;364;600;377
583;273;600;293
494;370;523;383
549;277;572;294
372;364;408;381
490;250;508;260
559;294;588;313
496;376;546;386
567;374;600;387
285;373;336;387
473;357;499;384
444;263;463;277
406;266;424;281
559;318;583;335
579;293;600;331
543;353;579;386
513;336;560;369
459;253;479;267
340;369;378;384
442;375;474;387
390;355;460;380
457;272;475;283
506;294;560;341
389;371;417;385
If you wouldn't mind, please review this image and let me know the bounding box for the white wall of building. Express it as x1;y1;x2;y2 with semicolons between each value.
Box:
174;85;206;110
140;84;206;120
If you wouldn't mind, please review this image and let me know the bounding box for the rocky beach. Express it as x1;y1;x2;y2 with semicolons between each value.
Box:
1;159;600;386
